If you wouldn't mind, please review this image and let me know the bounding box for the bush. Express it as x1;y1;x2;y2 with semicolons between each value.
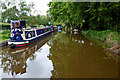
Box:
2;34;10;40
30;25;37;28
1;30;10;41
2;30;10;34
0;25;10;30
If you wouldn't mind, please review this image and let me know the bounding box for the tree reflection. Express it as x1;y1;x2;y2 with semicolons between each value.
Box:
48;31;91;78
1;50;33;76
0;44;39;76
48;31;118;78
0;33;54;77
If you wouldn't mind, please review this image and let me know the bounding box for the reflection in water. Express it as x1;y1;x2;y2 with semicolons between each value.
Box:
48;31;118;78
0;32;56;78
0;31;118;78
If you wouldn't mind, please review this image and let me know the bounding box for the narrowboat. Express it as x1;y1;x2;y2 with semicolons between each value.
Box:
58;26;62;32
8;20;54;48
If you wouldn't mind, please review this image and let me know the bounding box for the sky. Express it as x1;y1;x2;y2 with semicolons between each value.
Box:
25;0;52;16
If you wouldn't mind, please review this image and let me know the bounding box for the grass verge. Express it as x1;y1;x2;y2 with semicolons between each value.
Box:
82;30;119;54
0;30;10;42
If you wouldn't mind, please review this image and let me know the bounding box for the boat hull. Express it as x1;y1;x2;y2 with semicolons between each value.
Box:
8;41;29;48
8;30;52;48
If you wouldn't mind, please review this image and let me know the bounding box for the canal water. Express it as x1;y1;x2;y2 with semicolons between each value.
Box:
0;31;118;79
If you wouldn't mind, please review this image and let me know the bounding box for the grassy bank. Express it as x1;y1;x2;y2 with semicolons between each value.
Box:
82;30;119;54
0;30;10;42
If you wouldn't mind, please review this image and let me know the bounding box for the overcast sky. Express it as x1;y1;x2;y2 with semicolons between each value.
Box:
26;0;52;16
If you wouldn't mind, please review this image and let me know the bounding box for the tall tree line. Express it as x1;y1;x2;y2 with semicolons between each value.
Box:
48;2;120;31
1;0;50;26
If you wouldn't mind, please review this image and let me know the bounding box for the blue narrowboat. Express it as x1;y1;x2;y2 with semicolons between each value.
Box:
58;26;62;32
8;20;54;48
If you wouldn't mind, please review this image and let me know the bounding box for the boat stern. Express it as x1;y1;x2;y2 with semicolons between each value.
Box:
8;40;29;48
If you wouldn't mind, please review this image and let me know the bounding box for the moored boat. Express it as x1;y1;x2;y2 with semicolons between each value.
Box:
58;25;62;32
8;20;54;48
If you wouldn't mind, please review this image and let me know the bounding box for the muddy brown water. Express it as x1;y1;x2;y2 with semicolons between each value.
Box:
0;31;118;79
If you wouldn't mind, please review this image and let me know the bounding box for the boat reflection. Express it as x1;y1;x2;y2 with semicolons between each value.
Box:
0;32;56;78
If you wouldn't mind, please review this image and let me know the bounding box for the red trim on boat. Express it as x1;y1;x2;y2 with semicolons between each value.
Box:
15;46;28;50
16;43;29;47
8;46;28;50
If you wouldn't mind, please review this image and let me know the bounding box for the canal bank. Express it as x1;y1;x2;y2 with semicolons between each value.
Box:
0;40;8;47
81;30;120;54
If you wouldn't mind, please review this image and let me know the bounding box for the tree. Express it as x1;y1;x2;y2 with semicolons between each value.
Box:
18;0;34;19
1;0;34;22
48;2;120;31
1;0;18;22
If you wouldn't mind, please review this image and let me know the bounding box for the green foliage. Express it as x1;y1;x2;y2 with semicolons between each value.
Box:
1;25;10;30
88;2;120;30
1;0;50;26
109;32;119;43
82;30;119;43
2;34;10;40
27;15;50;26
1;0;34;23
1;30;10;34
0;30;10;41
0;23;10;30
0;23;10;25
48;2;89;29
48;2;120;31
